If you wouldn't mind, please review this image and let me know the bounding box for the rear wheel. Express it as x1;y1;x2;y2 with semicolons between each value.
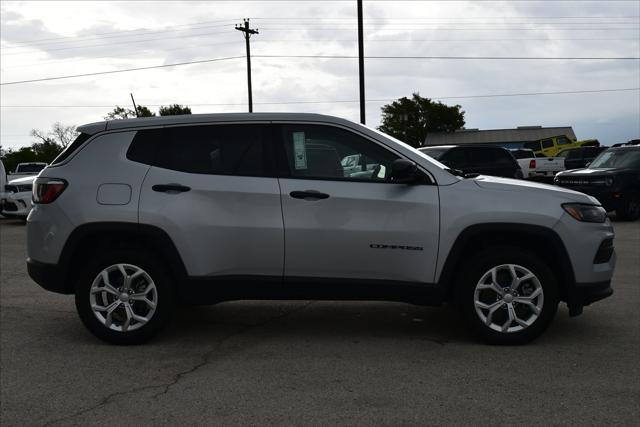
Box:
75;250;174;345
616;193;640;221
457;247;559;345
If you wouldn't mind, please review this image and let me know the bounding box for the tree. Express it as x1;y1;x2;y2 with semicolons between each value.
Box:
31;122;78;148
159;104;192;116
378;93;465;148
104;105;155;120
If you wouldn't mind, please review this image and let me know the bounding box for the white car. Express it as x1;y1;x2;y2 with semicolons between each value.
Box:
2;175;35;219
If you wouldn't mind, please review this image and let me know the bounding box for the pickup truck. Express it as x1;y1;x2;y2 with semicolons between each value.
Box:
510;149;565;180
7;162;47;181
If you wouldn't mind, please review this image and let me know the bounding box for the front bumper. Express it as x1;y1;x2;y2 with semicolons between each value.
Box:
27;258;72;294
567;280;613;308
1;192;32;217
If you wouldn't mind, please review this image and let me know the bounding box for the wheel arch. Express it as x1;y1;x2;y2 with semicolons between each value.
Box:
438;223;576;302
57;222;187;294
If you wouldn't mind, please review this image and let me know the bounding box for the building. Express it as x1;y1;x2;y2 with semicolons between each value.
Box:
423;126;577;148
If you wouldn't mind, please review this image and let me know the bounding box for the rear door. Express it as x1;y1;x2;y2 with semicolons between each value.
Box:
137;124;284;278
274;123;440;284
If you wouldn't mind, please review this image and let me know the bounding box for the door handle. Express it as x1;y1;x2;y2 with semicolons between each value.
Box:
289;190;330;200
152;184;191;193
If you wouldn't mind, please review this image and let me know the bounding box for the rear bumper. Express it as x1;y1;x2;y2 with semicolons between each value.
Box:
27;258;72;294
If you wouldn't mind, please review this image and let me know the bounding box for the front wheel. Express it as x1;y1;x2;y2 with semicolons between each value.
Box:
458;247;559;345
75;250;174;345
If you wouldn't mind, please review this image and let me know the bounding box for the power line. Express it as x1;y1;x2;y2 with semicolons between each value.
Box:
253;54;640;60
2;88;638;108
1;30;239;57
1;23;238;50
2;55;638;86
5;19;241;46
0;56;245;86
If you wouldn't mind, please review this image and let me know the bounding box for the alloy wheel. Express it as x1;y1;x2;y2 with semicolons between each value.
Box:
473;264;544;333
89;263;158;332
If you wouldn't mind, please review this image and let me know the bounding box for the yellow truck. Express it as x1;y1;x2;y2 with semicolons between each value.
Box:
522;136;599;157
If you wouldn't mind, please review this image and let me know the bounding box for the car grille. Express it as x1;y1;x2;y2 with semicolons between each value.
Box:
556;178;592;186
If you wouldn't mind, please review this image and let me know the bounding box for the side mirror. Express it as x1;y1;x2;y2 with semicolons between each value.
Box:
585;162;591;167
390;159;420;184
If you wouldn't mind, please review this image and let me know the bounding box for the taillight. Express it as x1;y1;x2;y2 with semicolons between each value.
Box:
33;178;67;204
529;159;536;169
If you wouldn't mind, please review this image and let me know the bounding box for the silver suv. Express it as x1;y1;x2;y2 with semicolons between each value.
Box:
26;113;615;345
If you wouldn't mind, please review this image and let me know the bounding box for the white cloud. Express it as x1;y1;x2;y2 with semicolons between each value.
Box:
1;0;639;149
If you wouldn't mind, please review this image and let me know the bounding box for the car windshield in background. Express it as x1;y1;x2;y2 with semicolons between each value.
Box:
589;150;640;169
419;147;448;160
17;164;45;173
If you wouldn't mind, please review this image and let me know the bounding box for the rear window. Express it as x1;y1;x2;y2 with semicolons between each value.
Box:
470;148;514;166
16;163;46;173
51;133;91;165
541;139;554;149
510;149;534;159
418;147;449;160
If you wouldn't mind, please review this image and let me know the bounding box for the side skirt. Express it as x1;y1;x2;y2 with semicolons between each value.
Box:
178;275;445;306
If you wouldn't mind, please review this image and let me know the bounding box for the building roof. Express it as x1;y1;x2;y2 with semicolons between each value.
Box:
424;126;577;146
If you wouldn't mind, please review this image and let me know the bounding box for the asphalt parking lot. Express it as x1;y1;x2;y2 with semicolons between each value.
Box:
1;218;638;426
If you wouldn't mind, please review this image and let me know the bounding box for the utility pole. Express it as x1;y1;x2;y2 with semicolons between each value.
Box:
130;93;139;117
357;0;365;124
235;19;259;113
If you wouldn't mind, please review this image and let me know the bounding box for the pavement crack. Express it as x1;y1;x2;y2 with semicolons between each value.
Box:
151;301;314;399
40;301;314;426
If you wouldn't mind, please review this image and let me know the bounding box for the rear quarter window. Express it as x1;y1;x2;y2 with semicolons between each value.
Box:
51;133;91;165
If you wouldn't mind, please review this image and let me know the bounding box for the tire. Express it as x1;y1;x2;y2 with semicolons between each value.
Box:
616;194;640;221
75;249;174;345
457;246;559;345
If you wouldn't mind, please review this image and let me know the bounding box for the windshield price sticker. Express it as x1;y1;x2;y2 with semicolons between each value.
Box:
293;132;307;170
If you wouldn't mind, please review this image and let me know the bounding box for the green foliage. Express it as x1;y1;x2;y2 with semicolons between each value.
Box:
378;93;465;148
159;104;192;116
104;105;155;120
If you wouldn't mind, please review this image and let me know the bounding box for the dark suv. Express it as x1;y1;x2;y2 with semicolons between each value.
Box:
419;145;523;179
557;146;607;170
555;146;640;220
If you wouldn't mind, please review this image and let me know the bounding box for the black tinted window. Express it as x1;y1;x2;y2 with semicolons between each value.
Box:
541;139;554;149
127;128;164;165
51;133;91;165
129;125;271;176
470;148;513;165
441;148;467;168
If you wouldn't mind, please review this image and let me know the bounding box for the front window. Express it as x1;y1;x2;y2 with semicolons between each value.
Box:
589;149;640;169
279;124;399;181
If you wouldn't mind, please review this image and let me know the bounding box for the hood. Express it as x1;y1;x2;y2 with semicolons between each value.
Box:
8;175;37;185
559;167;630;176
472;174;598;204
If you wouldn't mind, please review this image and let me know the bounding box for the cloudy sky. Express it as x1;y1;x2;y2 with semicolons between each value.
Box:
1;0;639;150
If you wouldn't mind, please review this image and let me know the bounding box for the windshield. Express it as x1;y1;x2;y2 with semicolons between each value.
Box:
589;149;640;169
419;147;448;160
16;164;45;173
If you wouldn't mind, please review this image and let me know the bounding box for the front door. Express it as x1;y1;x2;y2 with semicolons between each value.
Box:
274;123;440;285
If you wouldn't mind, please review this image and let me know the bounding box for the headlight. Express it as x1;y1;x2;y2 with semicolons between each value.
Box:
562;203;607;223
